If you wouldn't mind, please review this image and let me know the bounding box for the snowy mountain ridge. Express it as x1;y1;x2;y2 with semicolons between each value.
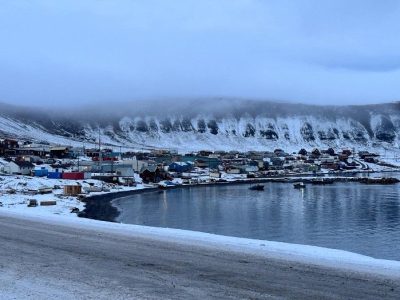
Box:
0;100;399;152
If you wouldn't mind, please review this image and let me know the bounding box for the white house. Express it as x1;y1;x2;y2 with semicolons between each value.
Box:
4;161;34;175
123;157;149;172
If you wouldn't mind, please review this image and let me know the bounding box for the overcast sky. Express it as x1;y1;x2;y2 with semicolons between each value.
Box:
1;0;400;107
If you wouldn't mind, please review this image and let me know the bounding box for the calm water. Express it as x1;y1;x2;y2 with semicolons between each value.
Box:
114;176;400;260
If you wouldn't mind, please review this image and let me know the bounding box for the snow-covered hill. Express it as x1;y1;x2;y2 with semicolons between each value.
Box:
0;100;399;152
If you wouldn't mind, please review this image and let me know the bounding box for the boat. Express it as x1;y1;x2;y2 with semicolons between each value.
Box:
158;180;177;189
84;186;103;193
37;187;53;194
249;184;264;191
293;182;306;189
310;178;335;185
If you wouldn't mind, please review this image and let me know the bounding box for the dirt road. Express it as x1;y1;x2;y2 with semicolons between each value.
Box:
0;214;399;299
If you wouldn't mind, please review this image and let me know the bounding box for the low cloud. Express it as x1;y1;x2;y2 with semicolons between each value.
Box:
0;0;399;107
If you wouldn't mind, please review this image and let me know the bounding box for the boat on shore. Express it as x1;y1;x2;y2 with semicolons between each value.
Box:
38;187;53;194
249;184;264;191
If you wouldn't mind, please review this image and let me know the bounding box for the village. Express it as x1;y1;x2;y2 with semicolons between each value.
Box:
1;137;399;217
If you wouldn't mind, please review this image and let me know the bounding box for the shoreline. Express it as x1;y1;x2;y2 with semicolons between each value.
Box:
78;187;158;221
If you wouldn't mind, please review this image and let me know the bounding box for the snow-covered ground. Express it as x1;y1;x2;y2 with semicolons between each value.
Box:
359;154;400;171
0;175;146;218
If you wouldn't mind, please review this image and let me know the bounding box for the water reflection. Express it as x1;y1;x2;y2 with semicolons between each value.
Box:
115;179;400;260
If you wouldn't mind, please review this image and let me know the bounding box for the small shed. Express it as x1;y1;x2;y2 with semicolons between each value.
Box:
63;185;82;196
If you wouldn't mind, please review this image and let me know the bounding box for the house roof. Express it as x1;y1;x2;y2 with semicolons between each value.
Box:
50;147;70;151
170;162;191;166
13;160;34;168
140;165;157;173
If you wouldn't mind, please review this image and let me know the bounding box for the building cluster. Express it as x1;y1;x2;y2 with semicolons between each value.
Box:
0;138;384;185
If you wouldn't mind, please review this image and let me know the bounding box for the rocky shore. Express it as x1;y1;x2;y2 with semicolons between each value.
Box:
78;188;158;221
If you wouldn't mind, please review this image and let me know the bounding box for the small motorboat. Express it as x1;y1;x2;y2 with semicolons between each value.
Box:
249;184;264;191
311;178;335;185
158;180;177;189
293;182;306;189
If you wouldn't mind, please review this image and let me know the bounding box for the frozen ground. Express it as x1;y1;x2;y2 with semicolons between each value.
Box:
0;175;146;218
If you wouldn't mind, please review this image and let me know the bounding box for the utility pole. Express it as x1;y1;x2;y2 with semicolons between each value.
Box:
98;127;102;173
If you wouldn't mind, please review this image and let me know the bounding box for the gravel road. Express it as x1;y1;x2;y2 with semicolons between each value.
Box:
0;214;399;299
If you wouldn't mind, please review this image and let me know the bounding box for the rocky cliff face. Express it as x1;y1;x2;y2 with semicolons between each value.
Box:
0;100;399;152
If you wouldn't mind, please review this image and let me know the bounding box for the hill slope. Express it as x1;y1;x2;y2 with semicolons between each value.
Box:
0;100;399;152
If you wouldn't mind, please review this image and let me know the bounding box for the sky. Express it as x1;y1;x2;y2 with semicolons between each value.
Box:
0;0;400;107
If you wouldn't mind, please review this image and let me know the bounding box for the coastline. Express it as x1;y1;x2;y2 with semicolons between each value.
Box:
78;187;158;221
79;172;400;222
